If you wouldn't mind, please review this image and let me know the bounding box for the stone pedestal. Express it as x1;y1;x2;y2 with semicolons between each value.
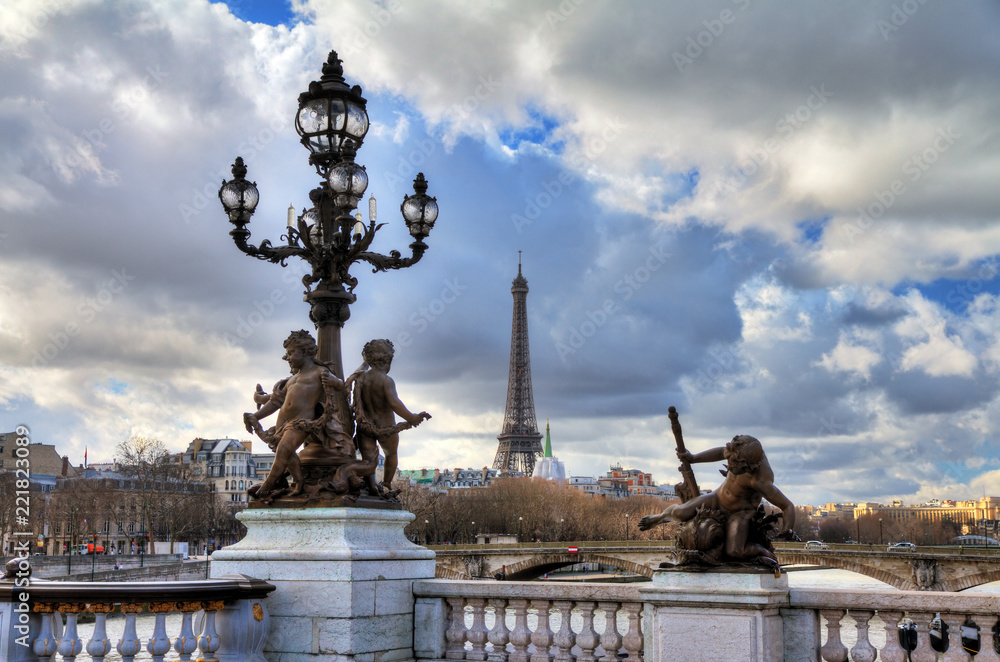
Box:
639;569;789;662
211;507;435;662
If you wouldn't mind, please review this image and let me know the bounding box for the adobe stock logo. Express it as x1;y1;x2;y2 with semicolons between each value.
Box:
556;244;670;362
31;269;135;368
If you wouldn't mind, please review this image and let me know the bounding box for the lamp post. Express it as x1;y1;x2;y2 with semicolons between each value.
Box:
856;517;860;545
206;527;215;579
879;517;884;546
140;501;148;568
625;513;630;547
90;533;98;581
67;507;78;574
516;516;523;543
424;519;430;546
218;50;438;385
470;521;475;545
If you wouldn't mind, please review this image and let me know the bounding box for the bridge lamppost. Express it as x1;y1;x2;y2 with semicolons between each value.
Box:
516;516;523;543
879;517;883;546
624;513;630;547
218;50;439;385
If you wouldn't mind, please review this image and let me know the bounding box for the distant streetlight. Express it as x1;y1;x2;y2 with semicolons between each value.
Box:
425;519;430;546
856;518;860;545
206;527;216;579
879;518;884;546
90;533;98;581
625;513;630;546
516;516;523;543
470;521;475;545
67;506;79;575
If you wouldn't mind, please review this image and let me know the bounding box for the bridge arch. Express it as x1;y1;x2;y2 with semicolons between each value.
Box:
777;552;906;590
502;553;655;581
945;569;1000;592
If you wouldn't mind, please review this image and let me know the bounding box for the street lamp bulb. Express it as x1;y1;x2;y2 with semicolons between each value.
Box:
218;157;259;226
295;51;370;174
327;141;369;209
401;173;438;241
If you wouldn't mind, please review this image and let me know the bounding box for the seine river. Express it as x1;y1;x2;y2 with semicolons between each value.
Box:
67;571;1000;661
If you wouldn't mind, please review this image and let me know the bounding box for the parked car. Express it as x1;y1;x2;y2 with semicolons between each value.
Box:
888;542;916;552
805;540;830;550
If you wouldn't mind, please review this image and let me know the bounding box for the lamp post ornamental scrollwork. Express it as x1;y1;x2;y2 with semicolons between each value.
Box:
218;50;438;384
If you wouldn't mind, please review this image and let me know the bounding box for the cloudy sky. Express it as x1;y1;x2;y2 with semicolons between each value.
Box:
2;0;999;506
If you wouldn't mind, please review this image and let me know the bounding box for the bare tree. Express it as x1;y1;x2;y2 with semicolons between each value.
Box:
394;476;682;545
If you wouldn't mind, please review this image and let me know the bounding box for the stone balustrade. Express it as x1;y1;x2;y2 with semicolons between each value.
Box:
412;579;643;661
1;571;274;662
415;577;1000;662
787;587;1000;662
7;562;1000;661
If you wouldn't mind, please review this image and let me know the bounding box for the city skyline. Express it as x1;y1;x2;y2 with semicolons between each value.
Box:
1;1;999;506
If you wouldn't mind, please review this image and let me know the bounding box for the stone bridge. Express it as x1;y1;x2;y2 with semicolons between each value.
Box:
432;543;1000;591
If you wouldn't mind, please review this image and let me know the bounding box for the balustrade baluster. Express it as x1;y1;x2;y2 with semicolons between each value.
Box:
877;610;906;662
598;602;622;662
909;613;938;662
819;609;848;662
467;598;489;661
508;599;532;662
939;614;967;662
196;600;224;662
446;597;468;660
116;603;143;662
487;598;511;662
551;601;575;662
530;600;554;662
86;604;115;662
147;602;175;662
575;601;599;662
32;605;58;662
56;603;86;662
969;615;1000;662
621;603;643;662
174;602;202;662
848;609;877;662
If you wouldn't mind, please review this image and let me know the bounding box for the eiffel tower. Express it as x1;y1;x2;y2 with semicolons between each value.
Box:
494;254;544;474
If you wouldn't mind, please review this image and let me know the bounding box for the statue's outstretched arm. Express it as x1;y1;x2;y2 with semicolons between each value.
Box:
684;447;726;464
384;379;430;427
759;480;795;533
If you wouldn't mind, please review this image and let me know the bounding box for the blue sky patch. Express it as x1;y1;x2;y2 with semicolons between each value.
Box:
499;107;561;151
896;262;1000;313
657;168;699;209
796;216;829;245
97;378;129;395
218;0;296;26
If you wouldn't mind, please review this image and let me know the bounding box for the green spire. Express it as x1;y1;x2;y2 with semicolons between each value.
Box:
544;420;552;458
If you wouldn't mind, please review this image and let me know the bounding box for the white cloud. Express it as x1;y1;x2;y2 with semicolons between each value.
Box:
818;335;882;381
2;0;1000;507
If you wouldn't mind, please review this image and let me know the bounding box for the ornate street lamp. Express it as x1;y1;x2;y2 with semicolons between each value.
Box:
218;50;438;385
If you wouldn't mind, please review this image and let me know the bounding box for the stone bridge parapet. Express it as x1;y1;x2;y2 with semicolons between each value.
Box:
432;543;1000;590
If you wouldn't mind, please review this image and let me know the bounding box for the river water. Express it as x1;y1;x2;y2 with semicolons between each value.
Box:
65;571;1000;661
